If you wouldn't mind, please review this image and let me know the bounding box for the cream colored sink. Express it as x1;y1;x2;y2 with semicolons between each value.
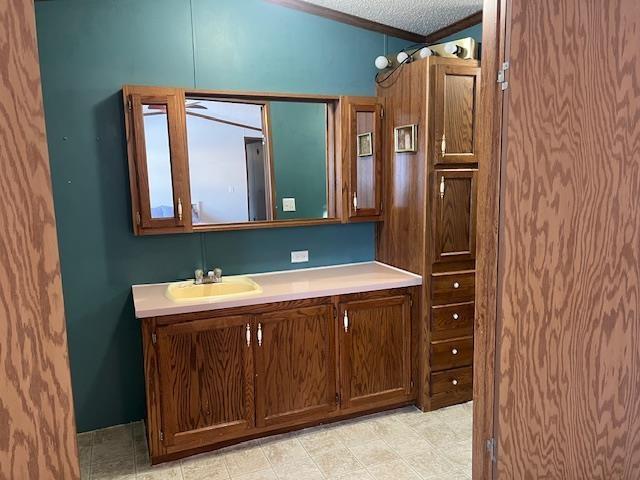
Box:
166;276;262;302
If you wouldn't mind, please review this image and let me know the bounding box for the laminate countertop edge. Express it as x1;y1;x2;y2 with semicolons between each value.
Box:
132;261;422;318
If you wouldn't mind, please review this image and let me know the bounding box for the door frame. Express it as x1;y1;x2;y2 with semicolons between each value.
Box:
472;0;510;479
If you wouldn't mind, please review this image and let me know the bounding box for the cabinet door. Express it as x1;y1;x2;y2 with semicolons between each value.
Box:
123;85;191;235
254;305;336;428
341;97;383;221
156;315;254;447
339;295;412;410
434;170;477;263
432;64;481;165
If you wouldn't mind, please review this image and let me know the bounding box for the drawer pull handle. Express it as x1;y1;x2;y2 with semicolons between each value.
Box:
453;282;460;289
452;379;458;386
452;313;459;320
452;348;459;355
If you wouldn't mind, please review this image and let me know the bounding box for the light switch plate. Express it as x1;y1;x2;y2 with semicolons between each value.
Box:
282;197;296;212
291;250;309;263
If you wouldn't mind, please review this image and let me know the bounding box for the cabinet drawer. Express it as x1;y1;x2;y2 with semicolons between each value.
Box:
431;336;473;371
430;366;473;395
430;366;473;409
431;302;474;341
431;272;475;305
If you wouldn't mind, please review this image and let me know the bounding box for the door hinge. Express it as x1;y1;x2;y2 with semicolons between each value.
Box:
127;98;133;111
410;380;414;388
151;332;157;345
335;392;340;405
486;437;497;463
380;106;384;119
136;211;141;226
159;431;164;442
497;61;509;91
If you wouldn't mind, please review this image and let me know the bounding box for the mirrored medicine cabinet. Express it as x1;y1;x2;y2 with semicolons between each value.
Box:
123;85;383;235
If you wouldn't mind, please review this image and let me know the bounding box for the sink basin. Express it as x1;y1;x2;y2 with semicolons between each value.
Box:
166;276;262;302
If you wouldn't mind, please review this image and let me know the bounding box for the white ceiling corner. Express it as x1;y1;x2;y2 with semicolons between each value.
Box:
302;0;482;36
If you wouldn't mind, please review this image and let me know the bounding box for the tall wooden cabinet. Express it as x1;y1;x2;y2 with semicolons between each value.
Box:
376;57;480;410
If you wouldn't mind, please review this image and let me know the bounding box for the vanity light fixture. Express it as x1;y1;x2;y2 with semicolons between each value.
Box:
419;47;434;58
444;42;463;56
396;51;411;64
374;55;391;70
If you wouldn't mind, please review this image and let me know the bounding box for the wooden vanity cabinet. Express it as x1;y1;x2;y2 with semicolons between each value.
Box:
340;96;384;221
154;315;255;448
254;305;337;428
141;288;417;464
338;295;412;410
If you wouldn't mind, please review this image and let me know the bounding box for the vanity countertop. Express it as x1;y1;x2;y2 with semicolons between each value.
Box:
132;261;422;318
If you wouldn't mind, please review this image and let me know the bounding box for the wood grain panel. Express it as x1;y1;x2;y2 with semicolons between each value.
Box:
445;76;475;154
0;2;79;479
254;305;336;427
156;315;254;447
376;60;428;275
432;64;481;165
433;170;477;263
496;0;640;478
339;295;412;409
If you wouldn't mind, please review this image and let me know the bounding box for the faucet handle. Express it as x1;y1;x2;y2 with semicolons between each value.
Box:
194;269;204;285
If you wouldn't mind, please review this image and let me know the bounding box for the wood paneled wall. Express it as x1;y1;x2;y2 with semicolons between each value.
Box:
496;0;640;477
0;2;79;479
376;61;428;275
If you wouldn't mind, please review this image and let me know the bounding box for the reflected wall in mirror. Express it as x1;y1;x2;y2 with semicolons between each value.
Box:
183;97;329;226
185;99;271;224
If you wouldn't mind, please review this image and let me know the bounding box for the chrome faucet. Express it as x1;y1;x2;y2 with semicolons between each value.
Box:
194;267;222;285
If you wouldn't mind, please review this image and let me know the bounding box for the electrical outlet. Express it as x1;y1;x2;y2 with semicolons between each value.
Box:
282;197;296;212
291;250;309;263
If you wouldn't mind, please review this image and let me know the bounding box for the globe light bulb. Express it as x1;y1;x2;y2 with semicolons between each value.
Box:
419;47;433;58
396;51;410;64
444;42;460;55
374;55;390;70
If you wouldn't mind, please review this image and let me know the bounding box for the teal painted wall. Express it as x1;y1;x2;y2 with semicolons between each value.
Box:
270;102;328;219
35;0;413;432
440;23;483;43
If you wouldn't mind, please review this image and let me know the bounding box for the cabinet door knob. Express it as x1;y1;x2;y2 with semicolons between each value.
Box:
453;282;460;289
452;313;459;320
257;323;263;346
452;379;458;386
452;348;459;355
343;310;349;333
246;323;251;347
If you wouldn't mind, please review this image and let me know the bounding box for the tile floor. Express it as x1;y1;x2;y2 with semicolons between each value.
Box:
79;402;472;480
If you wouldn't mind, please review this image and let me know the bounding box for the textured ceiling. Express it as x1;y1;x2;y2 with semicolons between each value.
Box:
302;0;482;36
